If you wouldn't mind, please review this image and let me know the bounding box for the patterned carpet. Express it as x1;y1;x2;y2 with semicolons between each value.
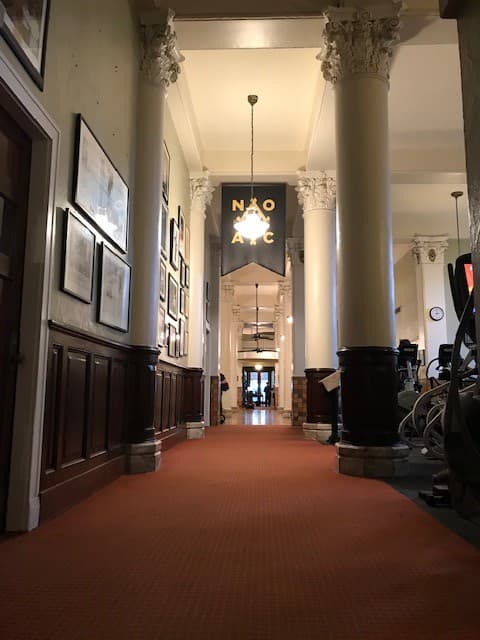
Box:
1;425;480;639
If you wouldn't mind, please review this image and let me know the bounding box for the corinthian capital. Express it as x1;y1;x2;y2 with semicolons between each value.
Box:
320;2;403;84
140;10;184;87
411;235;449;265
296;171;336;212
190;173;215;213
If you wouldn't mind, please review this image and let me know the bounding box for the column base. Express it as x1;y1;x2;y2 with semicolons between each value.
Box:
336;442;409;478
126;439;161;474
185;421;205;440
282;410;291;419
303;422;332;444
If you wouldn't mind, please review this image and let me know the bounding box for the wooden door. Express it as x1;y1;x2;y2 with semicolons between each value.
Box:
0;105;31;530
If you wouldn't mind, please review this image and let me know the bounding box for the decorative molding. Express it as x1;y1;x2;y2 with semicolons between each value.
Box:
140;10;184;87
279;282;292;301
411;235;449;265
296;171;336;212
320;2;404;84
190;172;215;213
221;282;235;301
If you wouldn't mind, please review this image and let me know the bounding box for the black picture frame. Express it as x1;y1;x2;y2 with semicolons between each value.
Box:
160;200;168;258
179;255;186;287
162;141;170;204
62;209;95;304
167;273;178;320
170;218;179;270
179;287;185;316
157;303;166;347
98;244;131;332
178;205;185;257
178;318;185;357
73;115;129;253
0;0;50;90
168;324;176;357
185;264;190;289
159;259;167;301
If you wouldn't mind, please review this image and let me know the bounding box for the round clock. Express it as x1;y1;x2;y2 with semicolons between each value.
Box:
429;306;444;321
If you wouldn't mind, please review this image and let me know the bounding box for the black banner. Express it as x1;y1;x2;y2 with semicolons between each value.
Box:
221;183;286;276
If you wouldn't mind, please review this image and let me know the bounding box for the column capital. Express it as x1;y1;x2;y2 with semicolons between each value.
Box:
286;237;304;266
221;282;235;301
140;10;184;88
320;2;403;84
190;173;215;213
411;235;449;265
296;171;336;212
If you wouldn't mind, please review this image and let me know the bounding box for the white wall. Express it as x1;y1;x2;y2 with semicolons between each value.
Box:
394;250;418;344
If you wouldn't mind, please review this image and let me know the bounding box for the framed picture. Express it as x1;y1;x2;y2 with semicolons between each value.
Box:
98;244;131;332
0;1;50;90
184;331;189;356
168;324;176;358
159;259;167;301
170;218;179;270
62;209;95;303
167;273;178;320
179;255;186;287
185;264;190;289
185;225;190;263
205;281;210;302
162;141;170;204
178;205;185;257
185;292;189;319
160;200;168;258
157;303;166;347
73;115;129;253
179;287;185;316
179;318;185;357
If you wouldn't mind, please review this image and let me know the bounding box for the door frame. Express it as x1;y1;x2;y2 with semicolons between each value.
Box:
0;51;59;530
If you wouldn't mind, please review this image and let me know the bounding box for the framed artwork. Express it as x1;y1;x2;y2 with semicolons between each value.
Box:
184;331;189;356
162;141;170;204
185;225;190;262
179;318;185;357
178;205;185;257
170;218;179;270
0;1;50;90
179;287;185;316
205;281;210;302
73;115;129;253
98;244;131;332
160;200;168;258
185;264;190;289
167;273;178;320
62;209;95;303
159;259;167;301
168;324;176;358
179;255;186;287
157;303;166;347
185;292;189;319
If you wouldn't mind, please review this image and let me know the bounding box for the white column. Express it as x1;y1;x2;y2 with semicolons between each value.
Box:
296;172;337;368
187;174;215;368
232;305;243;409
321;2;408;476
287;238;305;377
131;11;183;347
279;282;293;415
220;282;236;412
411;236;449;366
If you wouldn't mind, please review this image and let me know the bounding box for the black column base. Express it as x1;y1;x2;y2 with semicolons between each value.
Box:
338;346;399;447
305;368;336;424
128;346;159;444
184;367;204;423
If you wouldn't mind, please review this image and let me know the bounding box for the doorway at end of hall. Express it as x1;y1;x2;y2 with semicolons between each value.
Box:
242;366;275;408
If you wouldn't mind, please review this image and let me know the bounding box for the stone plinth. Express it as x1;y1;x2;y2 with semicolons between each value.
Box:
336;442;409;478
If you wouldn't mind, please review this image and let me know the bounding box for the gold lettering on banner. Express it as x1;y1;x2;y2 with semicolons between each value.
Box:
231;232;244;244
232;200;244;212
264;231;274;244
263;199;275;212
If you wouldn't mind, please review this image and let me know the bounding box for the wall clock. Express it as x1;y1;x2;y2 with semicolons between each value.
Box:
429;306;444;321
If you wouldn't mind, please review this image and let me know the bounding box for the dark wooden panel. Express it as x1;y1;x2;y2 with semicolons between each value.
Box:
90;355;109;456
169;374;177;428
162;373;171;429
109;359;128;449
41;343;62;475
154;369;164;432
176;373;184;427
62;349;88;466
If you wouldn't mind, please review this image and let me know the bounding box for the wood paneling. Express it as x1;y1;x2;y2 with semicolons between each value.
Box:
154;365;186;432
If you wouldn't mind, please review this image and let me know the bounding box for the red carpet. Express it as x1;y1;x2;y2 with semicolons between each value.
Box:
1;425;480;639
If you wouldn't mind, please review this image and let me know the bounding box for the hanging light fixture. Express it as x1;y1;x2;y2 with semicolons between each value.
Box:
233;95;270;243
451;190;464;256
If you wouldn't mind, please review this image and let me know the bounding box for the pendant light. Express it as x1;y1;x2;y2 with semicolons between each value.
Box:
233;95;270;243
451;190;463;256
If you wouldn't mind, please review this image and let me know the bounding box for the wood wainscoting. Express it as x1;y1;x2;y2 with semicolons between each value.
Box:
40;322;188;521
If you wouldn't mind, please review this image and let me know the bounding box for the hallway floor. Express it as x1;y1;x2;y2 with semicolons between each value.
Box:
1;425;480;639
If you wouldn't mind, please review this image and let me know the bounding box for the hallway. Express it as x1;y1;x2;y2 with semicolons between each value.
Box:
1;425;479;639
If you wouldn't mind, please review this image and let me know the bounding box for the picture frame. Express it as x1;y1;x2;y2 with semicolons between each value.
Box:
184;330;189;357
179;255;186;287
179;318;185;357
98;243;131;332
168;324;176;358
162;141;170;204
157;303;166;347
167;273;178;320
185;292;189;319
179;287;185;316
178;205;185;257
160;200;168;258
185;264;190;289
73;115;129;253
170;218;179;270
185;224;190;263
159;259;167;301
0;0;50;90
62;209;95;304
